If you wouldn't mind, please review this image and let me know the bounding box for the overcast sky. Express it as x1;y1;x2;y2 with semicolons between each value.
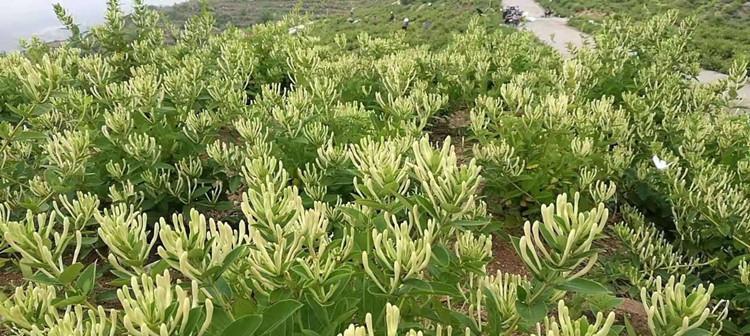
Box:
0;0;185;51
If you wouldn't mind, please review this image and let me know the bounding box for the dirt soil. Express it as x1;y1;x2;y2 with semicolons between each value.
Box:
0;270;25;290
428;109;472;164
487;235;529;277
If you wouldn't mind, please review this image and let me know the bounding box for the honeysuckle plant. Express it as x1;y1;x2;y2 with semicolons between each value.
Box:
515;193;607;287
608;205;705;291
28;305;118;336
95;203;158;278
117;270;213;336
0;284;58;330
640;275;728;336
532;300;615;336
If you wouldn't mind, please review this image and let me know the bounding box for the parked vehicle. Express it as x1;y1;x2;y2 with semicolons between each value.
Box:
503;6;524;25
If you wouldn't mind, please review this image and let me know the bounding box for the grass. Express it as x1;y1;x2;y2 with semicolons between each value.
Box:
538;0;750;72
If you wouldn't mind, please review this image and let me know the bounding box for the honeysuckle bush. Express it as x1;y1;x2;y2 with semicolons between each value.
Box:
0;0;744;335
468;10;750;334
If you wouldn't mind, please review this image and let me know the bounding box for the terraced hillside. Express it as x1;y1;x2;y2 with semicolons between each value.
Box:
158;0;371;28
160;0;511;49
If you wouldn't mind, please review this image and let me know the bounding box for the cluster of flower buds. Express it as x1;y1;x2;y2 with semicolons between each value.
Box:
53;192;100;230
666;164;750;245
640;275;727;335
363;211;435;294
1;207;82;277
472;141;525;177
533;300;615;336
740;259;750;286
158;209;250;283
240;156;303;238
46;130;92;179
411;136;483;226
375;86;448;134
95;204;157;277
117;271;213;336
570;137;594;158
475;271;529;332
0;284;57;330
337;303;466;336
350;137;412;203
28;305;118;336
376;55;417;98
454;231;492;267
122;133;161;167
516;193;607;283
588;180;616;204
295;205;354;303
613;208;701;287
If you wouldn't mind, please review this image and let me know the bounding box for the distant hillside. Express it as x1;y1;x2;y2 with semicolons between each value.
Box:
158;0;371;28
158;0;511;50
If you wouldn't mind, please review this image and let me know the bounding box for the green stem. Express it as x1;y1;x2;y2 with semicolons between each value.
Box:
0;115;28;155
526;281;550;304
63;282;99;312
210;281;235;320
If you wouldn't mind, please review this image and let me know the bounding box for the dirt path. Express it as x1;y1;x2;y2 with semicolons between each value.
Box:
503;0;750;108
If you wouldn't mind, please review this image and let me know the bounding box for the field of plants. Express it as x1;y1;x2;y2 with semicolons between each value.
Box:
158;0;369;29
537;0;750;73
0;0;749;335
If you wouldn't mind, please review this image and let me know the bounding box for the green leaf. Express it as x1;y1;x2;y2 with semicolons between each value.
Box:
80;237;99;246
221;315;262;336
58;263;84;284
97;289;119;303
321;306;358;335
412;195;438;217
213;277;234;298
431;244;451;268
14;130;47;141
558;278;610;295
148;260;170;276
256;299;303;335
184;307;207;335
31;103;53;116
451;219;491;228
232;297;257;318
446;309;480;333
516;300;547;326
229;176;244;192
609;325;624;336
354;199;391;211
398;278;461;297
585;293;623;313
52;295;86;308
203;307;233;336
623;317;638;336
75;263;97;296
682;329;712;336
213;246;247;281
27;272;62;286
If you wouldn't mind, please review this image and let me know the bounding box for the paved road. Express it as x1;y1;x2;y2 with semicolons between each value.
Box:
503;0;750;108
